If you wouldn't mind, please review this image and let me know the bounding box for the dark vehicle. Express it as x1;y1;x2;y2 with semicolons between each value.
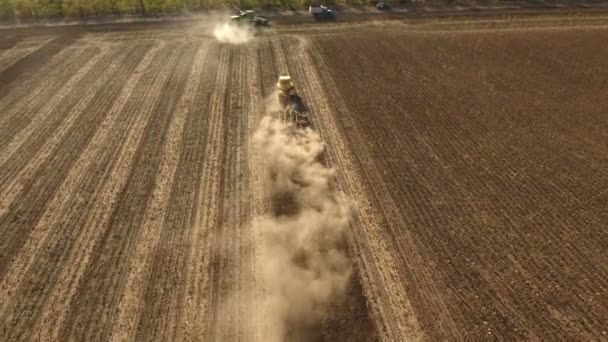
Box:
309;6;336;21
376;2;392;10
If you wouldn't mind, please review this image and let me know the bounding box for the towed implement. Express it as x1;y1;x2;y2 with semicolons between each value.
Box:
276;75;310;129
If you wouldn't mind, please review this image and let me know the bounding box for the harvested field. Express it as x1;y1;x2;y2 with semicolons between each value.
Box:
0;12;607;341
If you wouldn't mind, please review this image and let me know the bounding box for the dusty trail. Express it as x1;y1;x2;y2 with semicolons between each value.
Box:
278;36;416;341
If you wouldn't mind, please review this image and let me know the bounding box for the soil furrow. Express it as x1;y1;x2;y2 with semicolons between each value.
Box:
0;42;157;330
33;43;177;342
0;45;86;123
0;37;55;73
57;41;192;341
132;41;213;341
210;46;246;342
312;28;608;339
19;43;164;342
0;45;141;279
0;44;154;341
245;41;265;342
181;44;231;341
0;35;79;98
0;47;101;169
0;46;119;208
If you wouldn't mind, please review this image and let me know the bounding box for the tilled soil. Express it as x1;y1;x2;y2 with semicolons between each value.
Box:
0;12;607;341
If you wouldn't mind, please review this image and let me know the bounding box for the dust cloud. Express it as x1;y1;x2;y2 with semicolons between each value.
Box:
253;116;353;341
213;22;253;44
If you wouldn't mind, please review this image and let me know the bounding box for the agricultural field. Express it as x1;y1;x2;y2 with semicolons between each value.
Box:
0;12;607;341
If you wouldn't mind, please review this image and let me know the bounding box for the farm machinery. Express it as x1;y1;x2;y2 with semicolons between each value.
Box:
276;75;310;129
231;7;269;27
309;5;336;20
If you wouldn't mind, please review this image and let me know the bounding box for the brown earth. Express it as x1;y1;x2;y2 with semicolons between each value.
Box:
0;11;607;341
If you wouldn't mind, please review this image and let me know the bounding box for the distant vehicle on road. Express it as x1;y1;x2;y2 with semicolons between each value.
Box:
309;6;336;20
376;2;392;10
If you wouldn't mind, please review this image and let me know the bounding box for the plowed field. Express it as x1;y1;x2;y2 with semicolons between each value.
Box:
1;13;607;341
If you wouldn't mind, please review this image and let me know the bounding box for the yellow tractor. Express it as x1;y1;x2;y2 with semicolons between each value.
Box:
277;75;296;107
276;75;310;128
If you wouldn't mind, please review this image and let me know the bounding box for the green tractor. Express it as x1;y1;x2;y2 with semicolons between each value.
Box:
231;8;269;27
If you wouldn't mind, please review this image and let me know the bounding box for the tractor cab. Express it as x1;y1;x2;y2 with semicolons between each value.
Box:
277;76;294;93
277;75;296;107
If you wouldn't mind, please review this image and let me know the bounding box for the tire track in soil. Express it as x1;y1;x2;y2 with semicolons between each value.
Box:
0;41;155;325
7;42;162;342
131;41;214;341
0;45;142;279
32;42;176;342
375;36;569;339
108;41;210;342
280;37;423;341
57;41;196;342
0;36;19;51
179;44;230;342
0;35;80;98
401;33;608;339
245;40;267;342
0;43;154;341
311;30;608;340
308;35;464;341
209;45;253;342
0;46;115;211
0;37;56;72
0;44;85;126
0;44;101;150
0;47;101;178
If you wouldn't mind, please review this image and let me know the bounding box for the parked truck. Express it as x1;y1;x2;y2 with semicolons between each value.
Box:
309;5;336;20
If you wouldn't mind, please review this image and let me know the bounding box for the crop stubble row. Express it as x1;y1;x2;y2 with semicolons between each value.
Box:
0;34;242;340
